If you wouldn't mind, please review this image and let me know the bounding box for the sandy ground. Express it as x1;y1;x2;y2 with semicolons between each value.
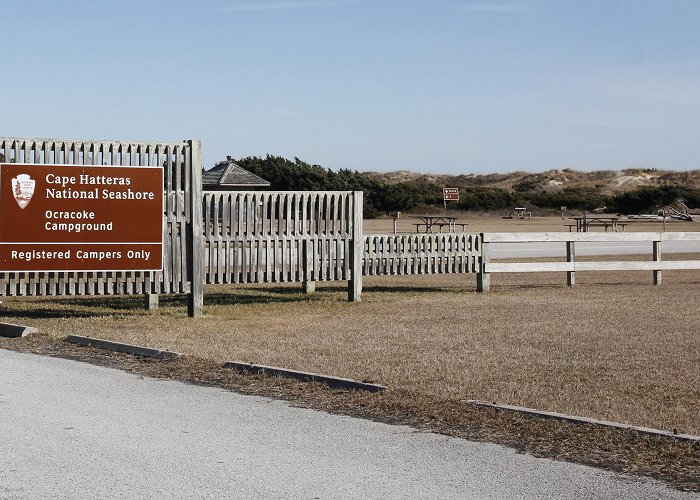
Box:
363;214;698;234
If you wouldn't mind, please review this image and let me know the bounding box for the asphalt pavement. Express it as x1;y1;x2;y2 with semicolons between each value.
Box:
0;350;695;499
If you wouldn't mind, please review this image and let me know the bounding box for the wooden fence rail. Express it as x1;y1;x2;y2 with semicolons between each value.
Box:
477;232;700;291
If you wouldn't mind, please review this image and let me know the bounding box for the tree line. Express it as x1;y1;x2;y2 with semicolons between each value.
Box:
3;151;694;215
235;155;700;217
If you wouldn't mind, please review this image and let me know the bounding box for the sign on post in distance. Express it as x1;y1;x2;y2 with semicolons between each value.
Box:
443;187;459;201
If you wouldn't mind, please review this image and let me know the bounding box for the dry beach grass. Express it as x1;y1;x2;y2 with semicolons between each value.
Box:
1;267;698;435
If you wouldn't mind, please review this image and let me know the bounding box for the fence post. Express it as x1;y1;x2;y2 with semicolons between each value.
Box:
302;238;316;294
348;191;363;302
187;140;204;317
144;292;159;310
653;239;661;285
566;241;576;287
476;233;490;292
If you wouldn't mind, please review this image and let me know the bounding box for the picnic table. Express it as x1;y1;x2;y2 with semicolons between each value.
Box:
566;216;628;232
411;215;468;233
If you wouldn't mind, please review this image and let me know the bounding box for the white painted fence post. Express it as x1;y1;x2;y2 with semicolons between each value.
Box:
476;233;490;292
567;241;576;287
653;240;661;285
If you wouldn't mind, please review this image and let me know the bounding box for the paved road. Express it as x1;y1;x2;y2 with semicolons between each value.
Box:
492;239;699;258
0;350;694;499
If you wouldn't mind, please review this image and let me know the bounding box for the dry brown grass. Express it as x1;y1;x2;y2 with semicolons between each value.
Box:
1;266;698;436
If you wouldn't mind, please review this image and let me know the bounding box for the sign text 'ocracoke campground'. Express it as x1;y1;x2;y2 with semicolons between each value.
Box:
0;163;163;272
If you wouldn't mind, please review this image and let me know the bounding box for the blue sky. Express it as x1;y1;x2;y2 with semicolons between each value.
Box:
2;0;699;174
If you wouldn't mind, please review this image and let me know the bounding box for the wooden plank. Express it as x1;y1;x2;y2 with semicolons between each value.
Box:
222;193;232;284
486;262;574;273
217;196;225;284
300;193;308;236
575;260;700;271
257;228;265;283
348;191;363;301
486;260;700;273
659;232;700;241
439;235;447;274
232;231;240;283
187;140;204;317
285;193;292;236
482;232;657;243
235;193;242;237
482;232;700;243
292;193;300;236
362;236;372;275
204;194;214;284
260;192;268;236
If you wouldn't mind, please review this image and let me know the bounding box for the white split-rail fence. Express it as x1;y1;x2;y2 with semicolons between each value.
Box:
476;232;700;291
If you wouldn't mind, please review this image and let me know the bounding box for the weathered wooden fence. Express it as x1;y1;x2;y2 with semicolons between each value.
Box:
6;138;695;316
477;232;700;291
202;191;363;301
363;233;481;275
0;137;204;316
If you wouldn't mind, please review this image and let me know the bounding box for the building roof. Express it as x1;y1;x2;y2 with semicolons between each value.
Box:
203;157;270;188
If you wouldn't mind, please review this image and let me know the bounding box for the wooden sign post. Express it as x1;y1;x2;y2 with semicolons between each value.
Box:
443;187;459;211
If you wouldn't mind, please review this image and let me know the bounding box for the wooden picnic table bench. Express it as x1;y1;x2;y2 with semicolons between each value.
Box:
566;216;628;232
413;222;468;233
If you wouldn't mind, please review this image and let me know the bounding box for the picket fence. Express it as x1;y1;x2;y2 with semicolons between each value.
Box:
202;190;363;300
362;233;481;275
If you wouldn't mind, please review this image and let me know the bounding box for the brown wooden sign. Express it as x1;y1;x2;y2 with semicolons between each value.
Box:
443;187;459;201
0;163;163;271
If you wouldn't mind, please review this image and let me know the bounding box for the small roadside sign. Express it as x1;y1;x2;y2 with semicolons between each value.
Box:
443;187;459;201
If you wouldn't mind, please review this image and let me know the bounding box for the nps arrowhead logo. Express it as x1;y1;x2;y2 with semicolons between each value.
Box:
11;174;36;209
